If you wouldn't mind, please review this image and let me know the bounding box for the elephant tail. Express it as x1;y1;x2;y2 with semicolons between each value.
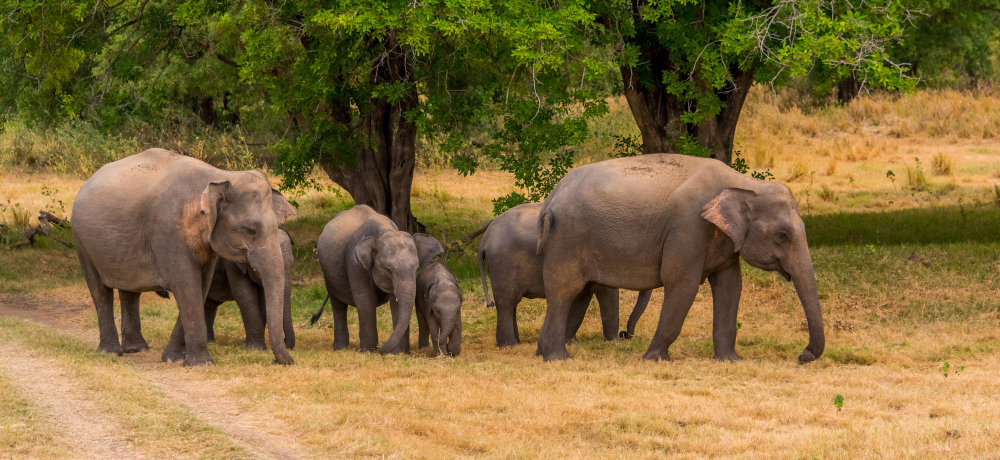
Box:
309;294;330;326
478;248;495;307
155;290;170;299
536;209;554;256
620;289;653;339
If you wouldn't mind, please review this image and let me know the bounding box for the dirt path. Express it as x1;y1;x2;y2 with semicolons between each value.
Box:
0;295;310;460
0;342;146;460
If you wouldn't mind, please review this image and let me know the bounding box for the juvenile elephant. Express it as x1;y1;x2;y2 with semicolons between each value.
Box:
316;205;443;354
534;154;825;363
72;148;297;366
416;262;462;356
202;228;296;350
477;203;652;347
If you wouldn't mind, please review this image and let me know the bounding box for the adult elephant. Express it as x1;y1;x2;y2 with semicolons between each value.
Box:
534;154;825;363
317;205;443;354
72;148;297;366
477;202;653;347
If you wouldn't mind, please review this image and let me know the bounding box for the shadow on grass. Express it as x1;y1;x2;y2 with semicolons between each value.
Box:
804;205;1000;246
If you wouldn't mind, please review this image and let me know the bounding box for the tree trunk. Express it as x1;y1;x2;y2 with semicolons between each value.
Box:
619;57;754;164
836;71;859;105
319;32;421;232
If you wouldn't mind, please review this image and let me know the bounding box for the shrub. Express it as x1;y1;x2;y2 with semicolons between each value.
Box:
931;152;952;176
787;161;809;182
906;159;929;191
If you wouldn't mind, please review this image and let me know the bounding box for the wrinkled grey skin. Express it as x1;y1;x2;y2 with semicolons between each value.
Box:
201;230;295;350
317;205;444;354
415;262;462;357
478;203;652;347
72;149;297;366
534;154;825;363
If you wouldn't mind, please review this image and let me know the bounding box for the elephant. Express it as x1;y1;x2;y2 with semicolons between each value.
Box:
201;228;296;350
415;262;462;356
477;202;653;347
72;148;297;366
316;205;444;354
533;153;825;363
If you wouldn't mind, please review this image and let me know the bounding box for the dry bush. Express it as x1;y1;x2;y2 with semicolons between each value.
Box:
906;160;929;191
931;152;952;176
816;184;836;202
787;161;809;182
825;159;838;176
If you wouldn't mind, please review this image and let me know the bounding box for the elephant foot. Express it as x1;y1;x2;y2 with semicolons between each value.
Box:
714;351;743;362
541;348;572;362
619;330;634;340
378;345;409;355
642;348;672;362
798;349;818;364
206;331;215;343
182;351;215;367
122;336;149;353
97;341;124;356
284;338;295;350
245;338;267;351
359;344;378;353
161;346;186;363
496;337;520;348
566;335;578;344
272;349;294;366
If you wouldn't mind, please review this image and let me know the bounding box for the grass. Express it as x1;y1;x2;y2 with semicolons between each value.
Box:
0;372;71;458
2;88;1000;456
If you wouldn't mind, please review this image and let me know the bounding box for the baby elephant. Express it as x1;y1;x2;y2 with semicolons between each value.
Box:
416;262;462;356
157;228;296;350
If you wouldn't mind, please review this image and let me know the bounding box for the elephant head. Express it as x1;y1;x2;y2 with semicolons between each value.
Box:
200;173;298;364
355;232;443;354
426;281;463;356
701;183;825;363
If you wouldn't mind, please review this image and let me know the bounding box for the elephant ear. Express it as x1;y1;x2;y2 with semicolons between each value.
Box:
270;188;297;224
200;180;230;217
413;233;444;268
701;188;757;253
354;236;377;272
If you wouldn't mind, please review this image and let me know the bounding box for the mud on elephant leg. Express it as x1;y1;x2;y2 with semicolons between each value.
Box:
120;290;149;353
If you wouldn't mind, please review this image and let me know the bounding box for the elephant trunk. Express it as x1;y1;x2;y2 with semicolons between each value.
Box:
788;241;825;363
437;310;460;356
379;278;415;354
250;240;293;365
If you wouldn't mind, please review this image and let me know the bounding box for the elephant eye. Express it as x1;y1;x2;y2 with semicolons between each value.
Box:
242;225;258;237
774;231;790;244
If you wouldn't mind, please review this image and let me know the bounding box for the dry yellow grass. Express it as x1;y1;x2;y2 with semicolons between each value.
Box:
2;88;1000;457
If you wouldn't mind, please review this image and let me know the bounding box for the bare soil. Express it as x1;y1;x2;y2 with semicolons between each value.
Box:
0;295;310;460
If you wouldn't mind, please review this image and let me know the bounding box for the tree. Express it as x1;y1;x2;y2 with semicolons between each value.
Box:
602;0;916;163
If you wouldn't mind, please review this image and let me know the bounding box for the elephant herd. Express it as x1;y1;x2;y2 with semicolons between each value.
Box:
71;148;825;366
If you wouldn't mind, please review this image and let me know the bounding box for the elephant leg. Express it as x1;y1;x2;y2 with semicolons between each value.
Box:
565;290;595;343
643;275;702;362
494;291;523;347
416;299;430;349
162;319;187;362
120;290;148;353
327;296;350;350
593;287;621;341
387;298;411;355
161;261;217;366
622;290;653;339
77;248;121;355
710;263;743;361
203;299;221;343
356;302;379;352
536;284;585;362
224;263;266;350
427;312;441;355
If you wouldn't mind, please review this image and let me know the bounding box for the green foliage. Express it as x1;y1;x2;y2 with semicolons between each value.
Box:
730;150;774;181
833;394;844;411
